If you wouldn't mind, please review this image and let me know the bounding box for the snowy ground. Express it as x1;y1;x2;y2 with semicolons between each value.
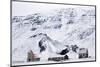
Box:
12;1;96;66
12;58;95;66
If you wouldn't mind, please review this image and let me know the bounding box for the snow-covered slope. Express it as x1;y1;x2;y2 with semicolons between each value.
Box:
12;7;95;65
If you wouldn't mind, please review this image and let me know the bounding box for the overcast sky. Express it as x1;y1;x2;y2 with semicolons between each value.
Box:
12;1;95;16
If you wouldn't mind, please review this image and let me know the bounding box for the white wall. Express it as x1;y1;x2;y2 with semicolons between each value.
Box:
0;0;100;67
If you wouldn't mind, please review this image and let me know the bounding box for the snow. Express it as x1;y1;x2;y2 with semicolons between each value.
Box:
12;1;96;66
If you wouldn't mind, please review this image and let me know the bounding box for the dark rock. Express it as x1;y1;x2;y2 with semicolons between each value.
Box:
79;28;94;40
67;20;74;24
71;45;79;53
58;48;69;55
48;57;64;62
64;55;69;60
31;28;37;31
54;24;62;29
38;39;46;52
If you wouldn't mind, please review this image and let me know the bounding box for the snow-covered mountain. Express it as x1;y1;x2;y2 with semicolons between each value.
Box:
12;7;95;65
